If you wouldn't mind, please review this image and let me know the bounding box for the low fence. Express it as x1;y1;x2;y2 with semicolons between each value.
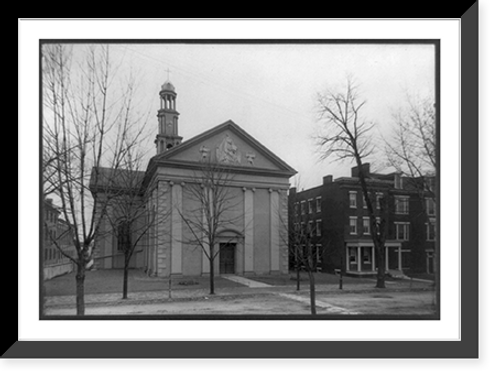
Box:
44;261;74;280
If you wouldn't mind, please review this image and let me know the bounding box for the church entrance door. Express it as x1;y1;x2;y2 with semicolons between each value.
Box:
219;243;236;274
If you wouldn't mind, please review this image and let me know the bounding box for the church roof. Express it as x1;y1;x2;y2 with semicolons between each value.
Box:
147;119;297;178
89;167;145;194
161;81;176;92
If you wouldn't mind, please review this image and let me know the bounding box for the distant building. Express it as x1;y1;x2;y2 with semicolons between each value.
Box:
288;163;437;276
90;81;296;277
43;198;75;279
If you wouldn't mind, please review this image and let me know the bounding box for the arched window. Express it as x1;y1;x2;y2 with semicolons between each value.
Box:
117;221;131;252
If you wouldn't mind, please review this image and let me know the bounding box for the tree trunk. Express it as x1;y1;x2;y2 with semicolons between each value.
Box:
355;158;386;289
339;254;344;290
375;243;386;288
308;270;316;315
296;262;301;291
122;252;133;299
209;257;215;295
75;264;85;316
122;264;129;299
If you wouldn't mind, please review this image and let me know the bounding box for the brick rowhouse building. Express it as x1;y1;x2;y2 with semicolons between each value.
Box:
43;198;76;279
288;163;437;276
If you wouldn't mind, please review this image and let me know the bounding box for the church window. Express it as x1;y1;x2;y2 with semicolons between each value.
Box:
117;221;131;252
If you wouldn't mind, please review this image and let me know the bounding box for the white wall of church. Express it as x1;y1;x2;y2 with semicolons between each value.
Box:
142;172;290;278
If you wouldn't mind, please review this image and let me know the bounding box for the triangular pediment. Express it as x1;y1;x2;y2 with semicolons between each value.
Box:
151;120;296;176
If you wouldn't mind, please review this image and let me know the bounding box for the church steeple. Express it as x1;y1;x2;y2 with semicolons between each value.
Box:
155;80;182;154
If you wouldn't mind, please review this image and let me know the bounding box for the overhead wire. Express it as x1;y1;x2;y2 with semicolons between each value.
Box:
115;44;316;124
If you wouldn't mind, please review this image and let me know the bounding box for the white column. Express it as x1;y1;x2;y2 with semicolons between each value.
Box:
398;245;402;271
357;246;361;272
171;183;183;275
371;246;375;272
385;246;389;271
346;246;349;272
270;189;280;272
244;188;254;274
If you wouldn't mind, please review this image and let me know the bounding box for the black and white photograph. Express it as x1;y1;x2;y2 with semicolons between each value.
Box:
40;40;439;319
16;17;468;352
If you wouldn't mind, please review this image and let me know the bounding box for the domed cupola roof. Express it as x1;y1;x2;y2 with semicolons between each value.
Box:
161;81;176;92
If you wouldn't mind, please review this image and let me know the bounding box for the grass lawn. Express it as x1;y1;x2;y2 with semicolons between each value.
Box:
44;269;245;297
44;269;433;298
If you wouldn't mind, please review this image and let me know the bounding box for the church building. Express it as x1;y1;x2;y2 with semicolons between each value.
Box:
91;81;296;278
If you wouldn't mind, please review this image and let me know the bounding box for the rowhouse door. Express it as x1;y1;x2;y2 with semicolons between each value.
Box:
427;252;434;274
219;243;236;274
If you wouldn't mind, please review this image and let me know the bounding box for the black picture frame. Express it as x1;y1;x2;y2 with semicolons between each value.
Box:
12;8;479;359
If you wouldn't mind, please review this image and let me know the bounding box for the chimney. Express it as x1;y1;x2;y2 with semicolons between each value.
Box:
323;175;333;184
352;163;370;178
289;187;297;196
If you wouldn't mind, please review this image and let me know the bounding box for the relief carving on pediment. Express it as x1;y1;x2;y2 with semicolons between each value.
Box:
216;134;241;164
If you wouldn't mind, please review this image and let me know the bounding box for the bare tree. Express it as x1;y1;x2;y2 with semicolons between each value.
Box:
283;203;321;315
315;77;387;288
179;157;243;295
99;152;172;299
385;94;437;293
42;44;148;315
386;95;436;196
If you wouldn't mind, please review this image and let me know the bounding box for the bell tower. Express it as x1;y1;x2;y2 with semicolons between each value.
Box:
155;80;182;154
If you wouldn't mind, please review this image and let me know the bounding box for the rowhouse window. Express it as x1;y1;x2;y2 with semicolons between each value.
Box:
363;217;370;235
316;220;322;237
308;199;314;214
301;200;305;215
349;248;358;264
376;192;384;210
349;191;357;208
349;247;357;264
316;197;322;213
395;196;410;214
426;198;436;216
395;222;410;241
349;217;357;235
427;221;436;241
362;247;372;264
315;244;323;270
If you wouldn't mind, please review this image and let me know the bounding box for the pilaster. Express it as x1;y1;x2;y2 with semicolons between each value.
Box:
171;182;183;275
270;188;280;273
157;181;171;276
243;187;255;274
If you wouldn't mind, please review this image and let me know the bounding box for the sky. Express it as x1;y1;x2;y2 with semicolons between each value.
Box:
67;42;436;190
